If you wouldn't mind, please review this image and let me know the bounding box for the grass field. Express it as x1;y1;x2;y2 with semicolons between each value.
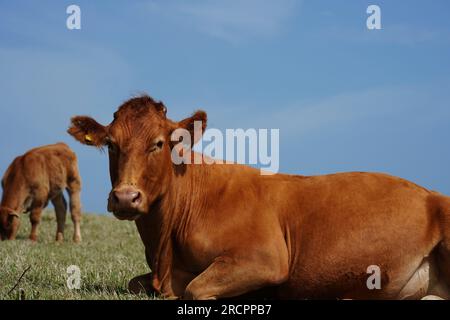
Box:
0;211;155;300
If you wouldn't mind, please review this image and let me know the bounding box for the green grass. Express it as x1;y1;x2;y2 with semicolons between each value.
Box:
0;211;155;300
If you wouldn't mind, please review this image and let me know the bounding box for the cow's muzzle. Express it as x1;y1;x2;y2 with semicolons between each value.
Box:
108;186;144;220
0;212;20;240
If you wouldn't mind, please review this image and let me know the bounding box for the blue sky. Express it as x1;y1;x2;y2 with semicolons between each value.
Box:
0;0;449;214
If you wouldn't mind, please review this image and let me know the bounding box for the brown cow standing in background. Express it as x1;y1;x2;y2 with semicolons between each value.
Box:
68;95;450;299
0;143;82;242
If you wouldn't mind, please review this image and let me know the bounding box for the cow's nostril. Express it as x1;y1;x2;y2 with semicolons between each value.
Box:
131;192;141;204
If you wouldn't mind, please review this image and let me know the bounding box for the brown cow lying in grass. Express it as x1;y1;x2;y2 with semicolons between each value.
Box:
0;143;82;242
68;95;450;299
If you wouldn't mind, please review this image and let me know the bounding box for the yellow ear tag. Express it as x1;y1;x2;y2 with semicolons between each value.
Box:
84;134;93;143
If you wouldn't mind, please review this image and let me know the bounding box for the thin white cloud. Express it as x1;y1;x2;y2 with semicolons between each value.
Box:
260;84;450;136
307;24;450;46
145;0;300;43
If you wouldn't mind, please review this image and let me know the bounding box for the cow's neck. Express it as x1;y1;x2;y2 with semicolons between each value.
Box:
137;158;213;296
166;160;212;240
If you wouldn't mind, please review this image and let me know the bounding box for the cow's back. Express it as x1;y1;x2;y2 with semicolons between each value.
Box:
5;143;77;194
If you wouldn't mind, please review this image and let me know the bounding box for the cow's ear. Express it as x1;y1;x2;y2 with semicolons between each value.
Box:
67;116;108;147
173;110;207;146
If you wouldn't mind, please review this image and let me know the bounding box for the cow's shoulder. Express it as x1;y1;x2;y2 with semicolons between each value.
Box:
1;155;23;185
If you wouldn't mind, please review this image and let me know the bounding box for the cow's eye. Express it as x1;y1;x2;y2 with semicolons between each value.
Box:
148;140;164;153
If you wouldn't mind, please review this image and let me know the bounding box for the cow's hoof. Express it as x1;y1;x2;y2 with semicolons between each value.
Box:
29;235;37;242
56;233;64;242
73;235;81;243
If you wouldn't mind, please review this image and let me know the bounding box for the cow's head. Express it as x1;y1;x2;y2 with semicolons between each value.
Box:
0;207;20;240
68;95;206;220
1;166;22;240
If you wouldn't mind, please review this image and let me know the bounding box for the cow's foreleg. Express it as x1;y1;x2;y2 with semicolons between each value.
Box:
29;207;43;242
183;255;288;300
67;180;82;243
52;193;67;242
7;215;20;240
